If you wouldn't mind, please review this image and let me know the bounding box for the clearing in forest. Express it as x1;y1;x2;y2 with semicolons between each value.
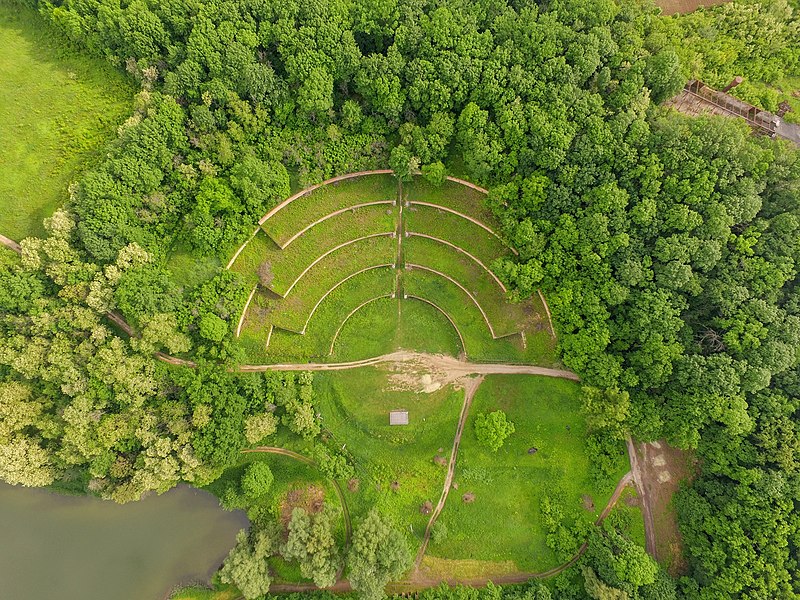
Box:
229;172;557;366
221;171;642;582
0;4;133;240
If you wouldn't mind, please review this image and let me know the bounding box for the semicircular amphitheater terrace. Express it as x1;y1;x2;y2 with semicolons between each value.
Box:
228;171;557;365
222;172;643;586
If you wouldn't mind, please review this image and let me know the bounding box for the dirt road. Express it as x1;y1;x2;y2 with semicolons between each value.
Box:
414;376;483;569
238;351;579;381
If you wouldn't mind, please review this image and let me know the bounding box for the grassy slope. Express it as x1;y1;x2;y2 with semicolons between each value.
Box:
0;4;133;240
312;367;463;552
430;375;630;572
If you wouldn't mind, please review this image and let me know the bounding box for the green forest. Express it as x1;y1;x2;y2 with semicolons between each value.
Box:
0;0;799;598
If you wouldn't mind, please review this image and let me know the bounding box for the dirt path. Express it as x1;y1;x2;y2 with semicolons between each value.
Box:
269;470;635;593
627;436;657;556
238;351;578;381
241;446;353;544
414;376;483;569
0;234;21;253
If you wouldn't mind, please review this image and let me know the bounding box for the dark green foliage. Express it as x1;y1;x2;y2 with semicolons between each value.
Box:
240;462;274;500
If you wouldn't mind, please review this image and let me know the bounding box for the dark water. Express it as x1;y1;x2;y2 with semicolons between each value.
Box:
0;482;248;600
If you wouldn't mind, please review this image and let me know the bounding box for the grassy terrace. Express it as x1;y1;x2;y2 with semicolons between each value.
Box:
404;178;494;225
405;205;511;268
404;234;525;335
261;204;396;295
332;296;462;360
271;262;396;333
427;375;630;573
239;267;396;363
404;267;525;361
0;4;133;240
263;174;398;246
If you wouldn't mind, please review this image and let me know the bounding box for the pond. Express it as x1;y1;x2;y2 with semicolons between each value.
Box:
0;482;247;600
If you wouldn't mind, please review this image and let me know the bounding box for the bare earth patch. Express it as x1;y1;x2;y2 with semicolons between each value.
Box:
384;358;471;394
279;484;325;526
581;494;596;511
638;440;697;575
655;0;728;15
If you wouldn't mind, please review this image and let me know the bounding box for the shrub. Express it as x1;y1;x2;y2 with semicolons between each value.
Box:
474;410;515;452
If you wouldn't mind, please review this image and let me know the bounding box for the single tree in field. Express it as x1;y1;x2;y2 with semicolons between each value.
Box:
347;509;411;600
474;410;515;452
241;462;274;500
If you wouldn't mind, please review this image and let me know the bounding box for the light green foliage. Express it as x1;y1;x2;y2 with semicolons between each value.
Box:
580;387;630;440
199;313;229;342
312;445;355;481
282;507;341;587
473;410;515;452
348;510;412;600
244;412;278;444
218;527;277;599
0;436;56;487
582;566;629;600
241;462;274;500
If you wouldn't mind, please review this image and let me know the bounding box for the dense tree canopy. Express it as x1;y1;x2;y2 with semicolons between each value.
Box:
0;0;798;597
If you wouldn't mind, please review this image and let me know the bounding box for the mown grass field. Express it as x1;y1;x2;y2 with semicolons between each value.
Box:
429;375;630;572
0;3;133;240
264;174;397;245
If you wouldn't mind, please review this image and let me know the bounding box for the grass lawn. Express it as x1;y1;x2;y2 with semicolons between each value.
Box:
405;205;511;267
312;367;465;552
429;375;630;573
332;296;462;361
264;174;398;245
0;3;133;240
404;177;495;226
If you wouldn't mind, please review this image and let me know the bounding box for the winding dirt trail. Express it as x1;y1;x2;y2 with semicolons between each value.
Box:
0;234;21;253
414;376;483;570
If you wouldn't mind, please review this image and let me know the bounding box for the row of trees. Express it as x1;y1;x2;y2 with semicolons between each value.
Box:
219;509;411;600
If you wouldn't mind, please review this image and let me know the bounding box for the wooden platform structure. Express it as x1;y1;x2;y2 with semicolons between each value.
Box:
666;80;800;146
